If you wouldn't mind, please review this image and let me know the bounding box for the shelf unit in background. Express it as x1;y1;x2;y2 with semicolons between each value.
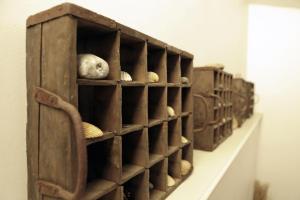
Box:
26;3;193;200
193;67;233;151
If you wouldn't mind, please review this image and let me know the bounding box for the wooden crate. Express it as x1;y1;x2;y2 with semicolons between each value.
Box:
192;67;233;151
232;79;255;127
26;3;193;200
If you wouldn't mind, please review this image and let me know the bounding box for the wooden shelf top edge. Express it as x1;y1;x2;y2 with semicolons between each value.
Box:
181;112;191;117
148;82;167;87
167;83;181;87
167;146;180;156
118;124;144;136
117;23;148;41
120;81;145;86
180;50;194;59
86;131;114;145
181;84;192;88
83;179;118;200
167;45;182;55
27;3;116;29
120;164;145;184
148;154;165;168
77;79;117;86
148;119;164;128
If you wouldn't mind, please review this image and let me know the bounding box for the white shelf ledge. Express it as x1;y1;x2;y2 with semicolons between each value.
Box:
167;113;263;200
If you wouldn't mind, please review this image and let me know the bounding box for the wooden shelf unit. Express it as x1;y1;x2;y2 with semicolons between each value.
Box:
26;3;193;200
232;78;255;127
193;67;233;151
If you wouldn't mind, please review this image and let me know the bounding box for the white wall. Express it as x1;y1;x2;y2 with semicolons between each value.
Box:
0;0;248;199
247;4;300;200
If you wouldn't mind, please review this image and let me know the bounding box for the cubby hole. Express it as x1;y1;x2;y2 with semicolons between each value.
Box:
122;86;146;134
182;143;193;173
120;34;147;82
84;138;119;199
149;160;167;200
213;127;219;144
79;85;119;141
220;124;226;138
121;130;147;182
182;87;192;114
148;87;167;125
214;71;218;88
180;57;193;84
168;87;181;117
167;150;182;189
167;119;181;155
181;115;192;144
147;44;167;84
167;53;180;84
123;170;149;200
148;124;167;167
77;20;119;81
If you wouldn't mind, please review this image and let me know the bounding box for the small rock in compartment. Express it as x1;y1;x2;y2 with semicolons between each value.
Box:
181;160;192;176
149;182;154;190
147;71;159;83
77;54;109;79
82;122;104;139
167;174;176;187
181;136;189;144
181;76;189;84
121;70;133;81
167;106;175;117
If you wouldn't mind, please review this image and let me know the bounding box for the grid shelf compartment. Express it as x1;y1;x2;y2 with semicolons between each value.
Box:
120;129;147;183
180;57;193;84
79;85;120;135
167;150;182;191
182;143;193;172
148;123;167;168
182;87;192;113
167;53;181;84
121;86;147;134
77;20;119;81
148;87;167;125
181;115;193;145
95;186;123;200
149;160;168;200
120;34;147;82
167;119;181;156
167;87;181;117
123;170;149;200
86;137;120;191
147;44;167;84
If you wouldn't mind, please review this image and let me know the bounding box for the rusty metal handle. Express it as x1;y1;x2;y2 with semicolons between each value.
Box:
35;87;87;200
193;94;209;132
205;93;224;125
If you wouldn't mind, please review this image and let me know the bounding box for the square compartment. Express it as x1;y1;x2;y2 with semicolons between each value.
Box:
121;129;147;183
77;20;119;80
167;53;180;84
122;86;147;134
148;123;167;167
148;87;167;126
123;170;149;200
181;115;193;145
167;150;182;189
182;143;193;175
84;138;120;199
120;34;147;82
167;119;181;155
180;57;193;83
149;160;167;200
167;87;181;117
147;44;167;83
78;85;120;137
182;87;192;113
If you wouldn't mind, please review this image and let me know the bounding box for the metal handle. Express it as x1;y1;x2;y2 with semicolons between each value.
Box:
205;93;224;125
35;87;87;200
193;94;209;132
